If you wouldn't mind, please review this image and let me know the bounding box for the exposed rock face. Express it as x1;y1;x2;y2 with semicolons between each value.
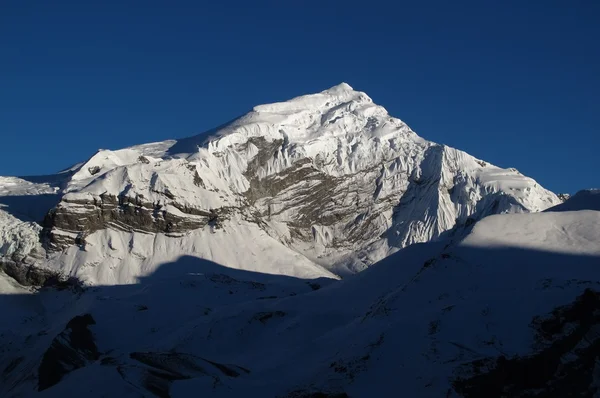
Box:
243;138;386;249
236;134;558;271
42;193;220;251
557;193;571;203
0;83;561;282
0;259;67;287
38;314;99;391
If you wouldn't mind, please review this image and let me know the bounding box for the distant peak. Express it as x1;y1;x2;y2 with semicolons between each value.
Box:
546;188;600;212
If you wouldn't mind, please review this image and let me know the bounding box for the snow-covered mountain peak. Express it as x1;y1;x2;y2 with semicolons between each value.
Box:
0;83;562;285
323;81;355;93
206;82;386;153
252;82;368;114
1;89;597;397
118;83;383;163
188;83;422;182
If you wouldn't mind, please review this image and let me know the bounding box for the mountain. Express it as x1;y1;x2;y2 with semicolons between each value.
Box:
0;83;560;285
1;84;597;397
1;189;598;397
546;189;600;212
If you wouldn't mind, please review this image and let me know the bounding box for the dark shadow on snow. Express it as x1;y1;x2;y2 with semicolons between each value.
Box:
0;245;598;397
0;255;335;396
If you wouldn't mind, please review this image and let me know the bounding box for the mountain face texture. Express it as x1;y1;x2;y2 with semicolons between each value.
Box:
0;83;560;285
0;192;598;397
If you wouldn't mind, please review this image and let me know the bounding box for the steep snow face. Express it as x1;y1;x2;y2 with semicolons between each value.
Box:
198;82;421;177
0;83;560;283
1;207;598;397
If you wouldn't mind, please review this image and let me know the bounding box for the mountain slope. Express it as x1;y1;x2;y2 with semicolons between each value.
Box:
0;83;560;284
1;201;598;397
546;188;600;212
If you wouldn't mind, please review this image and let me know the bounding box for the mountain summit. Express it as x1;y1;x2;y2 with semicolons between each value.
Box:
0;84;560;284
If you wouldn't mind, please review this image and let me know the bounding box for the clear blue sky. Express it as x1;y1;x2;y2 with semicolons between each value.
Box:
1;0;598;193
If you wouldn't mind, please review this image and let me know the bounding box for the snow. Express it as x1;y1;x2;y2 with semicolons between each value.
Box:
546;188;600;212
0;83;562;286
0;271;31;295
0;176;59;264
0;210;43;260
0;176;58;197
461;210;600;256
1;205;598;396
49;217;338;285
0;83;597;397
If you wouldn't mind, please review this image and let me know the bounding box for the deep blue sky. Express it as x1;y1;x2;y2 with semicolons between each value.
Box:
1;0;598;193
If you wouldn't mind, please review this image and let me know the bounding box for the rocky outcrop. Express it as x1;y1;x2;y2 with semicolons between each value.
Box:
42;193;226;251
0;258;80;288
38;314;99;391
